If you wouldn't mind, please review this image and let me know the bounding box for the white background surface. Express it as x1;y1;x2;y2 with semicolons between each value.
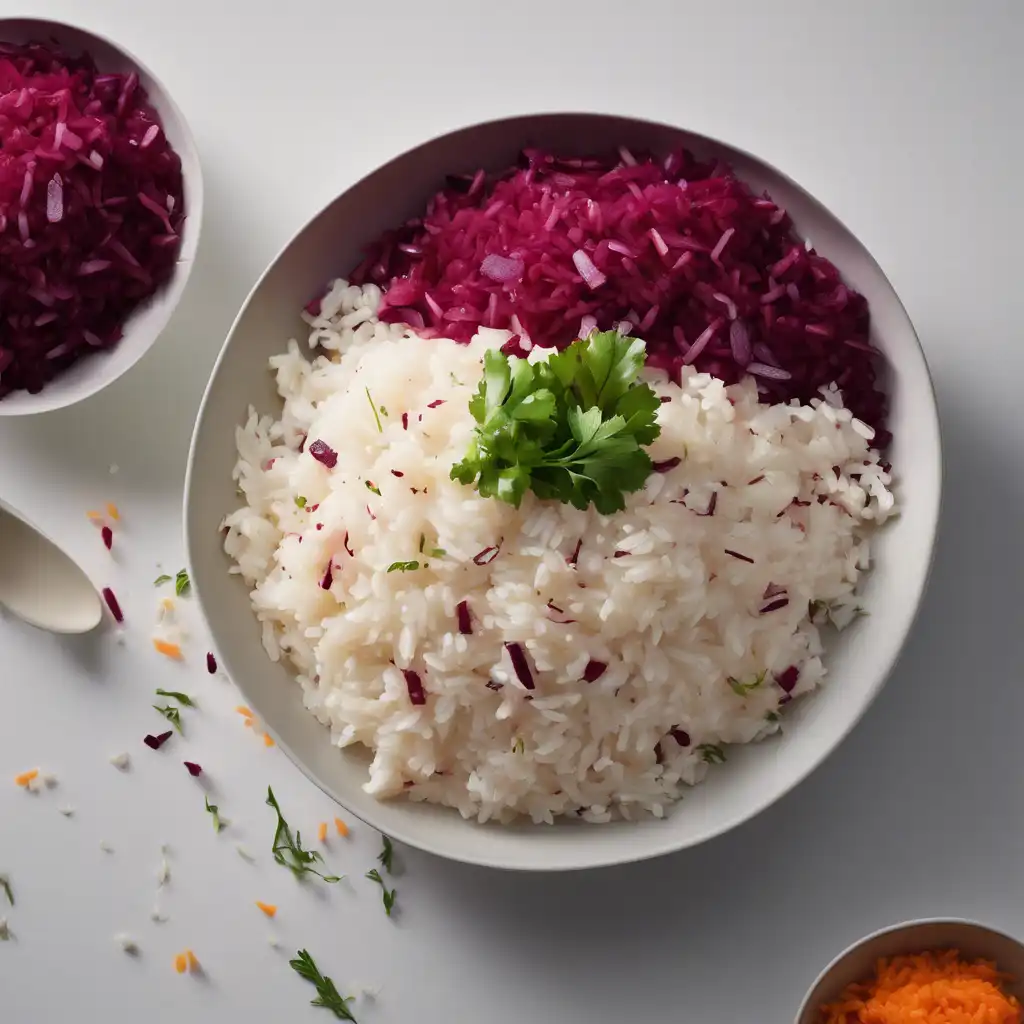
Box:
1;1;1022;1021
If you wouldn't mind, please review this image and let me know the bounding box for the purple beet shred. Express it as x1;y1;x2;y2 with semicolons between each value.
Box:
582;659;608;683
776;665;799;693
307;439;338;469
504;642;535;690
456;600;472;635
143;730;172;750
101;585;123;622
403;668;426;706
206;651;217;674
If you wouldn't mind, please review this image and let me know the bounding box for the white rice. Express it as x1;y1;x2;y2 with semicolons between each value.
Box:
224;280;896;824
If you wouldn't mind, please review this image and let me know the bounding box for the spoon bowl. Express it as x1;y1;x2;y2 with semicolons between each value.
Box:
0;500;102;634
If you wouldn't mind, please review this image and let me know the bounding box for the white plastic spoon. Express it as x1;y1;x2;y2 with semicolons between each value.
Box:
0;499;102;634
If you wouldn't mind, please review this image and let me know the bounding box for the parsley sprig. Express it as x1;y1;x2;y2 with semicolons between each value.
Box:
451;332;662;514
366;869;397;917
289;949;358;1021
266;787;340;883
155;688;194;707
377;835;394;874
154;704;182;733
0;874;12;906
205;795;226;832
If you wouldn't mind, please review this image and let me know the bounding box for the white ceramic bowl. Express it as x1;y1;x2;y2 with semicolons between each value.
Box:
0;18;203;416
795;919;1024;1022
185;113;941;871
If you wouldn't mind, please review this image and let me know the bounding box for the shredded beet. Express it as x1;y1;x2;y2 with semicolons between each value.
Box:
760;598;790;614
652;457;682;473
696;492;718;517
401;412;408;430
402;668;426;705
319;563;333;590
724;548;754;563
763;582;787;600
776;665;799;693
101;524;112;550
567;538;582;567
472;543;501;566
101;585;123;622
426;399;445;409
583;659;608;683
669;727;691;747
143;730;172;750
504;642;535;690
183;761;202;776
390;469;404;477
485;679;503;691
456;599;472;635
0;41;186;399
342;532;354;557
307;439;338;469
206;651;217;674
350;147;887;443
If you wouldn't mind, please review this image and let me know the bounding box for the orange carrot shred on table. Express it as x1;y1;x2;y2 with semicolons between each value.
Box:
86;510;104;524
235;705;254;718
185;949;199;972
106;502;120;521
255;901;277;918
317;822;328;843
263;733;275;747
14;769;39;787
819;949;1022;1024
242;718;254;729
152;639;183;660
334;817;349;837
174;952;188;974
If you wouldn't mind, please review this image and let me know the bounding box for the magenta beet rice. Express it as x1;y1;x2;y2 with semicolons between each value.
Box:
0;41;186;398
348;146;888;444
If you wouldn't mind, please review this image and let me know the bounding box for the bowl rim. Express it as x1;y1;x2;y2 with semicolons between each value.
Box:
0;15;205;417
793;917;1024;1022
184;111;943;871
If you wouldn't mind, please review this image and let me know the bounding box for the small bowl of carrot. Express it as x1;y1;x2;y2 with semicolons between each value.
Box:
796;919;1024;1023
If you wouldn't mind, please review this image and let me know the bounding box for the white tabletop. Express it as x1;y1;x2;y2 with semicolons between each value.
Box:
1;1;1022;1020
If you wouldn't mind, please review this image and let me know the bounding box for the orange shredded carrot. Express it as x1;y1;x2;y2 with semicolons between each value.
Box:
152;639;183;660
14;769;39;787
174;952;188;974
186;949;199;972
106;502;120;521
820;949;1021;1023
86;510;104;523
161;597;175;612
236;705;254;718
263;733;276;747
243;718;254;729
317;822;328;843
334;817;349;837
255;901;277;918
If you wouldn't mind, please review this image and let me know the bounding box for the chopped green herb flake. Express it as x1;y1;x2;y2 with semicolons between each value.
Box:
365;481;381;495
0;875;12;906
295;495;307;508
153;574;172;586
431;548;446;557
697;743;726;765
289;949;358;1021
155;688;194;707
386;561;420;573
513;737;525;754
153;705;182;733
365;387;383;433
765;711;781;724
377;835;394;874
266;787;340;883
174;568;190;597
205;795;225;832
450;332;662;514
727;671;766;697
365;868;397;917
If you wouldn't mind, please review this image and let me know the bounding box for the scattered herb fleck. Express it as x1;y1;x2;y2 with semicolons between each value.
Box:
377;835;394;874
289;949;358;1021
266;787;340;883
174;568;190;597
205;795;225;832
154;574;172;586
765;711;781;724
727;671;766;697
365;387;383;433
386;561;419;573
365;869;397;917
0;875;12;906
155;688;194;707
431;548;446;557
153;705;182;733
513;737;525;754
295;495;307;508
697;743;726;765
365;481;381;495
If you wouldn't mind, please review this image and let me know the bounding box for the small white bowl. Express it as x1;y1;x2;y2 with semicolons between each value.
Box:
795;919;1024;1022
0;17;203;416
185;113;941;871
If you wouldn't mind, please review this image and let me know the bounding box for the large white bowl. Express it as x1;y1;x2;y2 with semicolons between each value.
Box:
185;113;941;871
0;18;203;416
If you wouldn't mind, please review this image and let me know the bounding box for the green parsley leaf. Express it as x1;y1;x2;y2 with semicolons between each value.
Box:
155;688;194;707
289;949;358;1021
377;835;394;874
365;387;383;434
295;495;307;508
0;874;12;906
153;574;173;586
153;705;182;733
765;711;781;724
174;568;190;597
512;737;525;754
365;481;381;495
365;868;397;917
451;333;663;514
266;787;341;883
727;671;767;697
205;795;226;832
431;548;446;558
386;561;420;573
697;743;726;765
